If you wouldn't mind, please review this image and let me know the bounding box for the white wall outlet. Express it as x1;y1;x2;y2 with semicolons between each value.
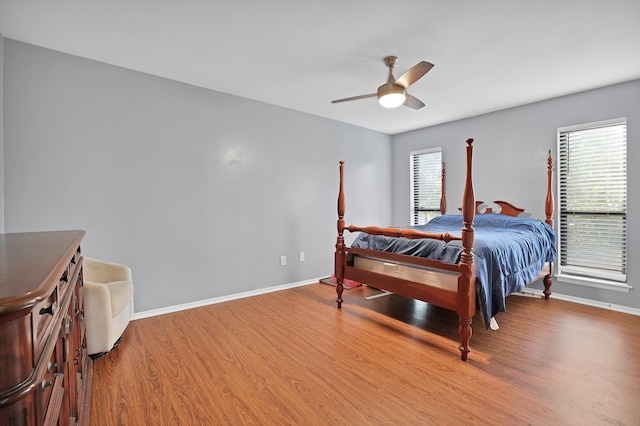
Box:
299;252;305;262
280;256;287;266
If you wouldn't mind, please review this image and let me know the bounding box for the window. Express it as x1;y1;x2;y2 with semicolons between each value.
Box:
557;118;627;284
410;148;442;225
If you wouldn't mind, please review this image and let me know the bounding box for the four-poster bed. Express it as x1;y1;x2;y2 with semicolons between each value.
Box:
333;139;556;361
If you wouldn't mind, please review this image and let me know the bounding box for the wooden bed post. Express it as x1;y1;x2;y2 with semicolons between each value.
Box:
458;139;476;361
543;150;554;299
335;161;346;308
545;150;554;228
440;162;446;215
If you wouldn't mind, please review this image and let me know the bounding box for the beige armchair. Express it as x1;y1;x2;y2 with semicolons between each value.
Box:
83;257;134;357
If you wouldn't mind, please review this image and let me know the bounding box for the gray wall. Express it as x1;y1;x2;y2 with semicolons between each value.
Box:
3;40;392;312
0;32;4;232
392;80;640;311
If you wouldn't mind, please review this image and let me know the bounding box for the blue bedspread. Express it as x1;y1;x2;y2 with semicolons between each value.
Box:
351;214;557;328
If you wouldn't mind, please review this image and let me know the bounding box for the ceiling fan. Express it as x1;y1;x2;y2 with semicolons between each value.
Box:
331;56;434;109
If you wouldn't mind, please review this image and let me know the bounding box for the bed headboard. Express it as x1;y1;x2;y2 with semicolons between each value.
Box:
459;200;527;216
476;200;526;217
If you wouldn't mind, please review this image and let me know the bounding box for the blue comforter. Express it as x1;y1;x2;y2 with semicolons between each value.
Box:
351;214;557;328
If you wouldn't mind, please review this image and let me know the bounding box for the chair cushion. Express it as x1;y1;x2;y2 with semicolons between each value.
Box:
105;280;134;317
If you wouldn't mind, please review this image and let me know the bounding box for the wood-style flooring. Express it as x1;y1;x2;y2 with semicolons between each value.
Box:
90;283;640;425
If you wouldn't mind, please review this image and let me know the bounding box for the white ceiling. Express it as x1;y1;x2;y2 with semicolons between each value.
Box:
1;0;639;135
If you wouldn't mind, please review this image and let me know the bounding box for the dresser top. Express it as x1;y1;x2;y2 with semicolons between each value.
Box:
0;230;85;314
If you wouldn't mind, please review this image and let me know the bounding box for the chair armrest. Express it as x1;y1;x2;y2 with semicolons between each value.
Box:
83;282;113;329
84;281;114;355
84;257;132;283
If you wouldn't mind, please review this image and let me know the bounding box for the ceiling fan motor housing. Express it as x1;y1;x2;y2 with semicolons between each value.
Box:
377;82;407;108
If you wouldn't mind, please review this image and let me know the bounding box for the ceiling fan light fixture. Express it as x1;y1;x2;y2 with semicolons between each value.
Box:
377;84;406;108
379;92;406;108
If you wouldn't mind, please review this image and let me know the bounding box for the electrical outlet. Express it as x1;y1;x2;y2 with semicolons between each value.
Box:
299;252;305;262
280;256;287;266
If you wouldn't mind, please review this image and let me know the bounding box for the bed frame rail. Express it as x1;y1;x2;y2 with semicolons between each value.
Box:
345;225;462;243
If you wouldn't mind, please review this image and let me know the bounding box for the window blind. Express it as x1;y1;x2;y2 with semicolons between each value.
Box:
410;149;442;226
558;120;627;281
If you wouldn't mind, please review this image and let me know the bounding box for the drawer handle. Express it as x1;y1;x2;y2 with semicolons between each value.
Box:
65;316;72;334
41;380;53;390
39;301;57;316
47;362;58;373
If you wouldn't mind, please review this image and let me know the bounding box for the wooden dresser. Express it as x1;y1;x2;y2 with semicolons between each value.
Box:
0;231;93;426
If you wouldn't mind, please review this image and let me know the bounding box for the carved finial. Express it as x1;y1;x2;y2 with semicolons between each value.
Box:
466;138;474;146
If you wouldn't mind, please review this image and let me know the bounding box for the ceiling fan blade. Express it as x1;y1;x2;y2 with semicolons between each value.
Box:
395;61;434;88
403;94;425;110
331;93;377;104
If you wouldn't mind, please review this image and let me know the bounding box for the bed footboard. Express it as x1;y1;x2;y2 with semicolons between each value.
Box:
335;139;476;361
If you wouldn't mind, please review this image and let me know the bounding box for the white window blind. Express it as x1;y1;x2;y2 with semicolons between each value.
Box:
558;119;627;282
410;148;442;226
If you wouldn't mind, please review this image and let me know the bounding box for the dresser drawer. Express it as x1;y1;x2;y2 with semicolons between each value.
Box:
0;391;36;426
32;289;58;363
40;373;64;426
0;313;34;395
38;347;61;419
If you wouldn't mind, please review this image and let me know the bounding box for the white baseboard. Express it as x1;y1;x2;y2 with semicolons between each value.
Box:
133;278;640;321
517;288;640;316
132;277;321;320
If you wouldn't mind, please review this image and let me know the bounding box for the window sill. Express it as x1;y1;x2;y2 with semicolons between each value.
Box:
556;274;632;293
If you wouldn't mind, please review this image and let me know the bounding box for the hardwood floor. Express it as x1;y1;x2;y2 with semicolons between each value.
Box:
91;283;640;425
